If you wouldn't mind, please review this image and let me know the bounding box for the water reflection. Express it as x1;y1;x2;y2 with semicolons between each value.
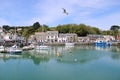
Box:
0;53;22;62
0;45;120;64
22;51;50;65
56;45;120;64
109;46;120;59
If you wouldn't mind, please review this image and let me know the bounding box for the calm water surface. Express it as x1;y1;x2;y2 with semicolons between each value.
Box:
0;46;120;80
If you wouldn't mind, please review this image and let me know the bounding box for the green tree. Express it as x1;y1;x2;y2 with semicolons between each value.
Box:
92;27;101;34
42;24;50;32
76;24;88;36
2;25;10;32
110;25;120;37
32;22;41;30
110;25;120;31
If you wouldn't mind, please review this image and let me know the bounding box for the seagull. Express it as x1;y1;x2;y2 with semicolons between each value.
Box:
62;8;68;15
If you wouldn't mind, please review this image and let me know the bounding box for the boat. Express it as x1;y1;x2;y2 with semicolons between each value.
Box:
35;45;50;50
33;48;49;54
7;27;23;54
7;44;22;54
94;40;112;47
65;42;74;47
35;42;50;50
22;44;35;51
35;25;50;50
0;46;7;53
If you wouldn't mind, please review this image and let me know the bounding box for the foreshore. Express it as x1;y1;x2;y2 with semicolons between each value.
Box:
0;41;120;47
44;42;94;46
44;42;120;46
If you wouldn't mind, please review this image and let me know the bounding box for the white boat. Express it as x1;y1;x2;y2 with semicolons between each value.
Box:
7;44;22;54
22;44;35;51
7;27;23;54
34;49;49;54
35;45;50;50
0;46;7;53
35;39;50;50
65;42;74;47
35;26;50;50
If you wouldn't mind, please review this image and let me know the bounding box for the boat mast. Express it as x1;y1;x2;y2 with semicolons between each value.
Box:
15;27;17;45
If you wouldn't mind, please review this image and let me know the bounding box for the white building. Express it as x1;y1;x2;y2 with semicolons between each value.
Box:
46;31;58;43
103;35;115;41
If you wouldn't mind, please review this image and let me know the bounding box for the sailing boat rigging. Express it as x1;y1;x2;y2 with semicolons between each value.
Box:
8;27;23;54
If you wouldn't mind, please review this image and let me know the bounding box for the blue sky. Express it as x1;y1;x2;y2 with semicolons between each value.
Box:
0;0;120;30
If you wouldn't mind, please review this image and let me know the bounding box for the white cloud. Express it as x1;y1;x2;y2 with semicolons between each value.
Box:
0;0;120;30
80;12;120;30
32;0;120;27
31;0;69;25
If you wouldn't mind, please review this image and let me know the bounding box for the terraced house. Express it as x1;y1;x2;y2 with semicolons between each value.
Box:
28;31;78;44
46;31;58;43
58;33;78;43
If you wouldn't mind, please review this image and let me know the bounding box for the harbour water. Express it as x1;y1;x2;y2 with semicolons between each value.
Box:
0;46;120;80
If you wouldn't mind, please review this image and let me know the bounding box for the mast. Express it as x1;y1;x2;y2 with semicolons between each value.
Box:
15;27;16;45
15;26;17;47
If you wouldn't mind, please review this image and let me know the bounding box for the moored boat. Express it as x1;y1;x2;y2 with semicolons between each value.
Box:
65;42;74;47
0;46;7;53
22;44;35;51
35;45;50;50
94;40;112;46
7;44;23;54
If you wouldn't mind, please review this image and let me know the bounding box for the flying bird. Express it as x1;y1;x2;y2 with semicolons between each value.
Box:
62;8;68;15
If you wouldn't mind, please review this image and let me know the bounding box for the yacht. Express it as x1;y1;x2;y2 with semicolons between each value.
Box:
7;44;23;54
7;27;23;54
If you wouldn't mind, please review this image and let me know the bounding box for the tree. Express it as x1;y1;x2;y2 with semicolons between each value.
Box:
110;25;120;31
2;25;10;31
110;25;120;38
92;27;101;34
32;22;41;30
42;24;50;32
56;23;102;36
76;24;89;36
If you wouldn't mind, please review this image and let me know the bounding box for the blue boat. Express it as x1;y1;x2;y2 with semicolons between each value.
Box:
94;40;112;47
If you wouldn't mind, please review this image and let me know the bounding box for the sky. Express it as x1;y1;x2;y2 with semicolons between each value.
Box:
0;0;120;30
